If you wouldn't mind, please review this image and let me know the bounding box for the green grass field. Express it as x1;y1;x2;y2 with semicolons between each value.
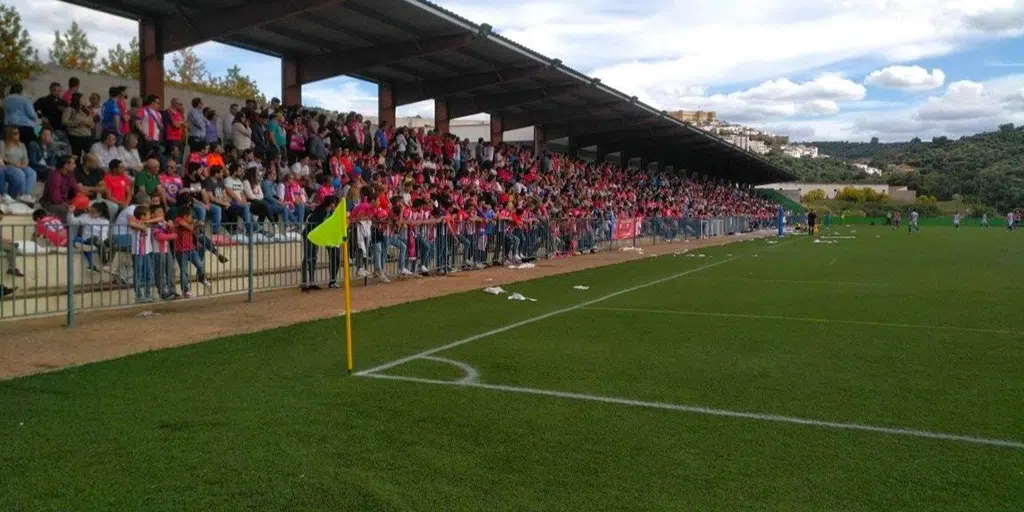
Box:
3;227;1023;511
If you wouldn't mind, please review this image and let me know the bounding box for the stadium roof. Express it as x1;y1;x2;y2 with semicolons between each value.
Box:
64;0;794;184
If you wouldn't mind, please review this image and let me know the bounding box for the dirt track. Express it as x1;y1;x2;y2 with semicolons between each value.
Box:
0;234;767;380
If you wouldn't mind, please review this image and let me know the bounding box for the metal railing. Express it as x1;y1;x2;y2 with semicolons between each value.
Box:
0;215;754;325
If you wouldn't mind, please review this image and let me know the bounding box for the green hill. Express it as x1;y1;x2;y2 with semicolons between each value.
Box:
764;152;882;184
795;124;1024;212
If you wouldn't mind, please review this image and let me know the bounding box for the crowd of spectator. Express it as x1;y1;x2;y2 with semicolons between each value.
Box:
0;75;780;300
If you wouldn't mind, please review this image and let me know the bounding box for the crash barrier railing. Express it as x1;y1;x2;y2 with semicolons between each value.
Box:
0;215;754;325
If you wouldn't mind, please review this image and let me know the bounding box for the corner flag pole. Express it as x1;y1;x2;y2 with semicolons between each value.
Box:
342;240;354;374
305;199;354;374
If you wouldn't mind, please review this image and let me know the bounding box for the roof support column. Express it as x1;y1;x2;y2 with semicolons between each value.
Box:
379;83;396;131
434;99;450;134
566;139;579;158
139;19;165;102
281;56;302;107
595;145;610;164
490;114;504;146
533;124;546;155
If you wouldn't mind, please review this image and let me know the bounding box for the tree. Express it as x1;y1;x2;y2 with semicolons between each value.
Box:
166;47;213;91
50;21;98;71
0;3;43;88
217;65;266;102
164;49;268;100
99;36;140;79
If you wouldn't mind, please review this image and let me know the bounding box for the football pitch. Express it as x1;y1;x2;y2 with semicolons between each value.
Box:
2;226;1023;511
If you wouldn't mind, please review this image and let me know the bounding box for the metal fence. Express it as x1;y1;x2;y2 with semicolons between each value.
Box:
0;215;753;326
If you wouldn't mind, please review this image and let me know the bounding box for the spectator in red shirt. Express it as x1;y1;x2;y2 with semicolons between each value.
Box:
163;98;186;163
103;159;132;209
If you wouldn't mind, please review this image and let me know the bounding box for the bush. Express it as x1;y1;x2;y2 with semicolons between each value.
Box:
831;200;942;218
802;189;826;202
834;186;887;203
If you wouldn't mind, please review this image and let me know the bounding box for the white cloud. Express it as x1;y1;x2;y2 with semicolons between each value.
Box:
639;74;865;124
445;0;1020;95
915;80;1000;120
957;1;1024;36
735;75;866;102
801;99;841;115
865;65;946;91
775;74;1024;141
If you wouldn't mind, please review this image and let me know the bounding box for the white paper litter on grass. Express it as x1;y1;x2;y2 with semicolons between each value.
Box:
573;285;590;290
506;262;537;270
685;253;707;258
136;310;160;317
483;287;507;295
813;239;839;245
766;240;778;244
507;293;537;302
620;246;644;253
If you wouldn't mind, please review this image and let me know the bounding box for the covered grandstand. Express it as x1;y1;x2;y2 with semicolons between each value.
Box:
62;0;793;185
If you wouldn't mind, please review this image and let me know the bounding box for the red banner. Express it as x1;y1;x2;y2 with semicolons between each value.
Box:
613;217;643;240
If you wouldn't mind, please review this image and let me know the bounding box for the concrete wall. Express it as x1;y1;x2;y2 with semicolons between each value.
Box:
22;64;246;120
889;188;917;202
449;121;533;143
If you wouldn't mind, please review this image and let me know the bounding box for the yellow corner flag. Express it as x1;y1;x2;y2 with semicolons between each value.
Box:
307;199;348;246
305;199;354;373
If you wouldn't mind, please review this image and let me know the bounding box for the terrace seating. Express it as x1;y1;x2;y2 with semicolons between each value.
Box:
0;77;781;321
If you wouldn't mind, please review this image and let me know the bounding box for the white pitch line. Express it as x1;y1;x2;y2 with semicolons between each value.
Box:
420;356;480;384
581;306;1024;336
828;257;838;267
677;276;885;288
362;373;1024;450
355;258;737;376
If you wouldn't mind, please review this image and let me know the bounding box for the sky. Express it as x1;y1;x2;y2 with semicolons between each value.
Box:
9;0;1024;142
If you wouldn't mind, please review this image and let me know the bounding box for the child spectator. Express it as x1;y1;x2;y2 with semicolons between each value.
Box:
282;173;308;228
151;218;177;300
69;203;111;272
129;205;154;302
33;209;69;248
313;173;336;206
173;206;209;298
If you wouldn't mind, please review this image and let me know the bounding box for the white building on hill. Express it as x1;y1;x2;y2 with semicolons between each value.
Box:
852;163;883;176
782;144;821;158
